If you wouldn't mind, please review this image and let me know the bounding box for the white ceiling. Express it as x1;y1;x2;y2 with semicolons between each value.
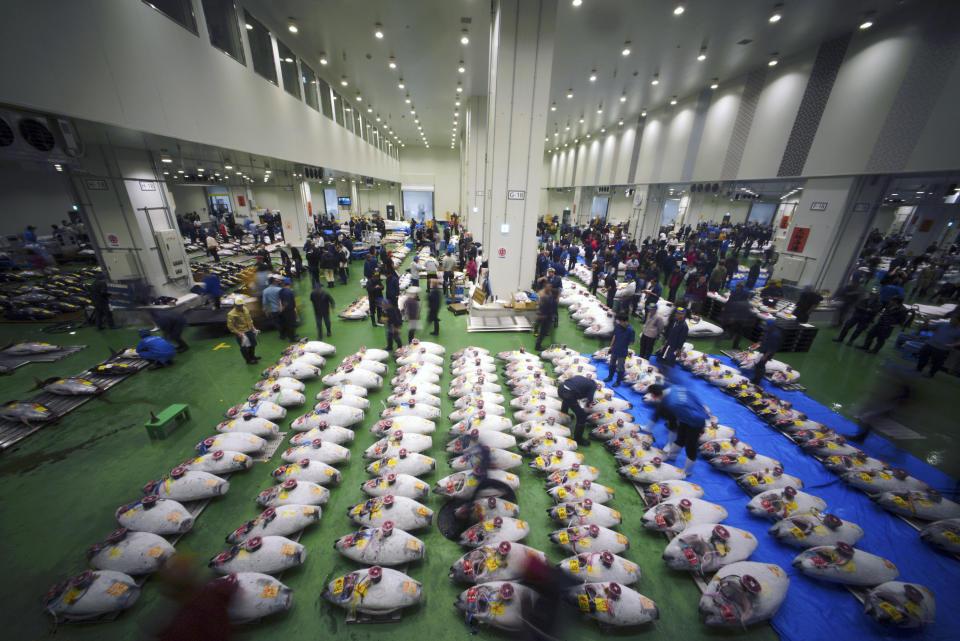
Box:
242;0;916;152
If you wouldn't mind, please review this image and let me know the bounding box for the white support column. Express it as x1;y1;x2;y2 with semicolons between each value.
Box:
637;185;668;242
482;0;557;300
463;95;487;238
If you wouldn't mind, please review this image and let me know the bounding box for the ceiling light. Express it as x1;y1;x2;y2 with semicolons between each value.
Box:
601;127;606;133
565;124;571;131
178;169;185;174
641;109;647;117
651;74;659;86
586;133;591;139
545;137;549;142
596;104;603;114
454;110;460;117
710;78;719;89
554;131;559;137
319;53;328;65
414;118;419;123
578;115;585;123
589;70;597;82
860;20;873;30
550;102;557;111
288;23;298;34
410;109;416;115
769;4;783;23
455;99;461;107
283;57;293;63
458;61;466;73
367;105;373;112
456;83;463;93
224;163;233;169
618;119;624;126
619;93;626;103
670;96;677;105
460;29;470;45
405;95;411;103
673;4;685;16
622;41;631;56
160;155;172;163
340;76;348;86
376;115;381;122
374;23;384;39
398;78;405;89
197;168;205;173
768;53;779;66
572;0;582;6
355;93;362;102
566;88;574;99
388;57;397;69
697;47;707;61
245;22;253;30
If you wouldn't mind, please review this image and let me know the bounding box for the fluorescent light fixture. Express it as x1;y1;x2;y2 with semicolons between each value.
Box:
374;23;384;39
673;4;685;16
697;47;707;61
566;88;574;98
388;57;397;69
160;156;172;163
458;61;466;73
651;74;659;86
596;104;603;113
551;102;557;111
640;109;647;117
622;41;631;56
589;70;597;82
460;29;470;45
398;79;405;88
456;83;463;93
245;23;252;30
768;53;779;66
288;23;298;33
670;96;677;104
620;93;627;102
319;53;328;65
572;0;582;6
860;20;873;29
710;78;719;89
340;76;348;86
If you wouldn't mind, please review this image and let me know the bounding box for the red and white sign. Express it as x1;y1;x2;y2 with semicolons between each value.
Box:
237;195;246;207
107;234;120;247
497;247;507;258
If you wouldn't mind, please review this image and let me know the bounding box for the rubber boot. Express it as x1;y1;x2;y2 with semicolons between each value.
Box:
663;443;682;461
683;458;696;476
241;347;254;364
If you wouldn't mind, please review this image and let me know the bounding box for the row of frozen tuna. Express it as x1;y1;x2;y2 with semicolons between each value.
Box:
675;348;939;628
38;338;336;623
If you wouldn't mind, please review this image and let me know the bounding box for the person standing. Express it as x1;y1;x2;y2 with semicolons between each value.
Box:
403;287;422;344
745;261;761;289
227;303;261;364
859;296;907;353
604;314;635;386
321;245;338;287
557;375;599;446
423;253;439;281
793;286;823;324
261;276;284;336
278;278;298;342
135;329;177;370
337;242;350;285
202;270;222;309
604;271;617;309
290;246;303;279
834;288;881;346
306;244;322;288
644;383;709;476
205;233;220;263
639;302;665;359
89;273;116;330
441;251;457;298
366;271;384;327
708;263;727;292
658;307;690;367
427;277;442;336
751;318;783;383
409;256;423;288
381;298;404;352
534;282;557;351
384;264;400;310
310;282;334;340
916;313;960;378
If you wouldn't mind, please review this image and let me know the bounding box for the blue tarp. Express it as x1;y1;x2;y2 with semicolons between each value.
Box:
591;353;958;641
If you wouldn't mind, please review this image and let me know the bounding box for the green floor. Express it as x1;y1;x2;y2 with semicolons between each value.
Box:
0;256;955;641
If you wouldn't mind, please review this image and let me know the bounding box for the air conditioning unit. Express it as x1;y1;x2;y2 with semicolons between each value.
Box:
0;108;82;165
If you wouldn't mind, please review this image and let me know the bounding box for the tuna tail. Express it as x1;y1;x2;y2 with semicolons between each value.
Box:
108;346;119;358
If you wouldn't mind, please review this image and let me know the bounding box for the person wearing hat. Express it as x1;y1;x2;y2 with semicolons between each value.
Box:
227;302;261;364
278;278;298;342
751;318;783;383
603;270;618;309
310;282;335;340
409;255;423;288
135;329;176;370
658;306;689;367
534;281;557;351
426;277;442;336
403;286;422;344
366;270;384;327
558;375;601;446
834;288;882;346
858;295;907;353
639;302;666;359
604;313;635;386
261;276;284;335
644;383;709;476
380;298;404;353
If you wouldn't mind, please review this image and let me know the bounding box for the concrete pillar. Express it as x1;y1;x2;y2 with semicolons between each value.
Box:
70;144;191;298
905;204;959;255
462;95;487;238
772;175;890;294
290;180;313;243
482;0;557;299
637;184;669;242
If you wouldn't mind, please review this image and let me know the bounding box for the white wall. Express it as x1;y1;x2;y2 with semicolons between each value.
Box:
356;185;402;217
167;184;208;218
399;148;461;218
0;2;399;182
0;163;76;235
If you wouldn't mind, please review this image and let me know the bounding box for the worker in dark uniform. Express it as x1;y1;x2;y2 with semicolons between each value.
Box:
603;313;635;387
558;375;600;446
603;271;617;309
534;282;557;351
152;310;189;353
310;282;334;340
644;383;709;476
859;296;907;353
833;288;881;346
658;306;689;367
745;261;761;289
426;277;442;336
793;286;823;323
89;273;115;330
751;318;783;383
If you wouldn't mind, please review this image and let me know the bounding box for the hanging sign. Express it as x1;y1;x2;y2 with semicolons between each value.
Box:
237;195;246;207
788;227;811;253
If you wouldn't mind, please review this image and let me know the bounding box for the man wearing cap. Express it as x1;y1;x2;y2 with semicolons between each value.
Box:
834;288;882;346
135;329;176;370
658;307;689;367
533;281;557;352
751;318;783;383
604;313;635;386
644;383;709;475
858;296;907;353
227;302;261;364
278;278;298;341
639;302;666;359
558;375;600;446
261;276;283;336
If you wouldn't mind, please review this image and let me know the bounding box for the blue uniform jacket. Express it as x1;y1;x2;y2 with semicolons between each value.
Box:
136;336;176;362
658;386;709;426
611;323;635;357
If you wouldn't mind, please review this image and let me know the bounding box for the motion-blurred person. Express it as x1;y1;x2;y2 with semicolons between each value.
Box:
533;281;556;351
832;280;862;327
202;270;222;309
558;375;600;446
858;296;907;353
427;277;442;336
916;313;960;378
310;282;334;340
261;276;283;335
834;288;881;346
404;287;421;344
226;302;261;364
723;283;752;349
644;383;709;476
851;359;915;443
155;555;236;641
381;298;404;352
604;313;634;387
152;310;189;353
750;318;782;383
89;272;115;330
793;286;823;324
519;552;578;641
278;278;298;342
638;302;665;359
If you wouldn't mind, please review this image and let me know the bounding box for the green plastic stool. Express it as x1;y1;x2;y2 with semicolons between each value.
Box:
145;404;190;440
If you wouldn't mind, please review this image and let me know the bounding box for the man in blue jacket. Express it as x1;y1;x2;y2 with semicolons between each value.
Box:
645;383;709;475
558;375;600;446
751;318;783;383
604;313;635;387
136;329;176;370
658;307;689;367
